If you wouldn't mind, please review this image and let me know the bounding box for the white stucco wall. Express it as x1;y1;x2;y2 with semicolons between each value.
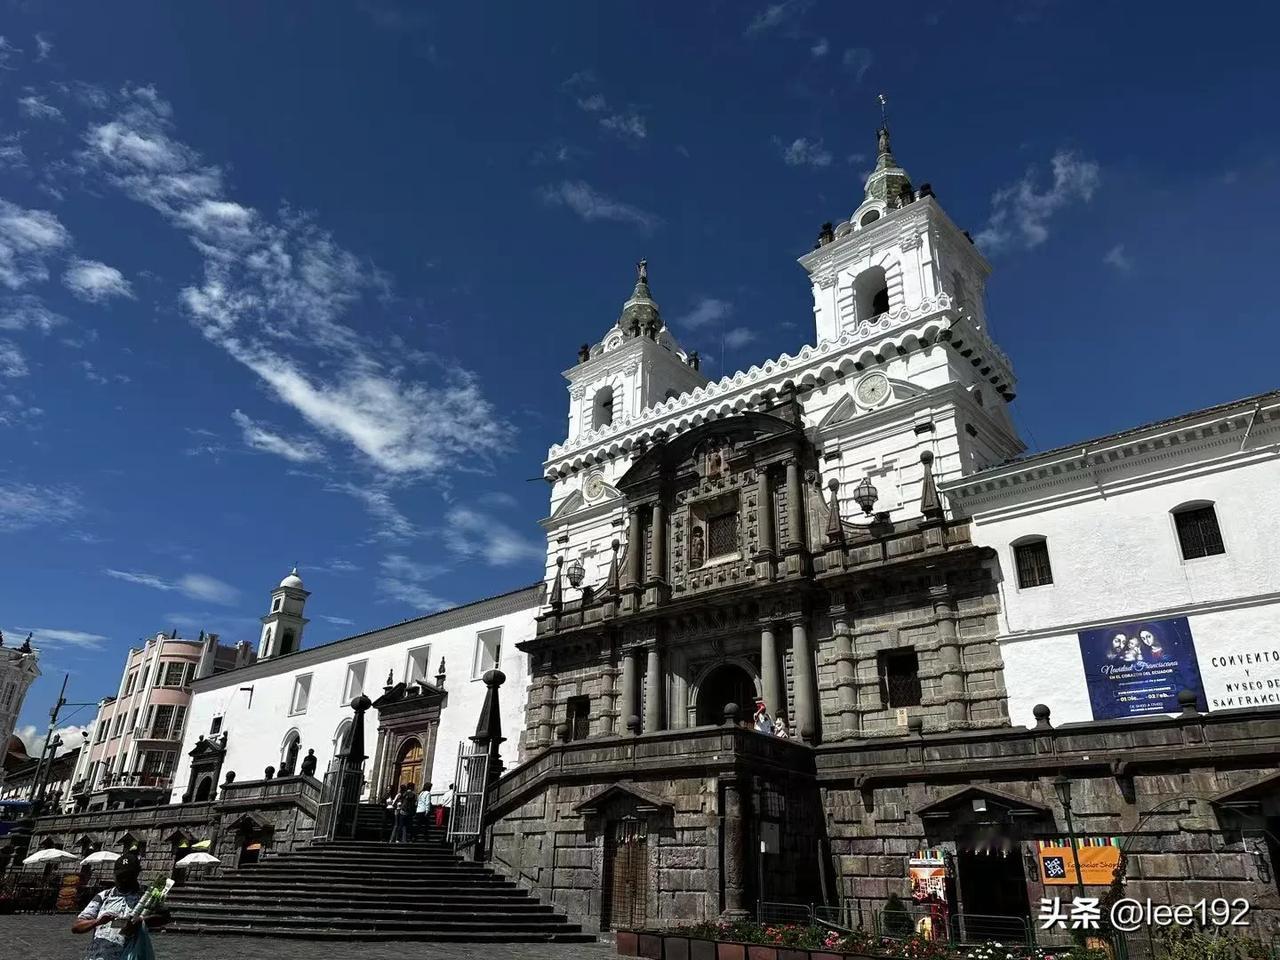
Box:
945;396;1280;729
171;587;540;803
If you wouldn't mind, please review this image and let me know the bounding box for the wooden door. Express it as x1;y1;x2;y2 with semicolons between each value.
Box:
394;738;423;790
602;819;648;930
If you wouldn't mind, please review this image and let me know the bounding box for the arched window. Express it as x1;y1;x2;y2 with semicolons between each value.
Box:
860;209;881;226
853;266;890;321
593;386;615;428
280;731;301;774
1011;536;1053;589
1171;502;1225;560
194;776;213;801
333;719;352;758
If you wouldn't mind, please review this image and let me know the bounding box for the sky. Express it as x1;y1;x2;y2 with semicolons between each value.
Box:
2;1;1279;747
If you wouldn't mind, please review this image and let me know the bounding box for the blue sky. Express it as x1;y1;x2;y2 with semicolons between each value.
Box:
3;2;1278;744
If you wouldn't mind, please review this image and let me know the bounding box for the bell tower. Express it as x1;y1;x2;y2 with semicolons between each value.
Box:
258;567;309;660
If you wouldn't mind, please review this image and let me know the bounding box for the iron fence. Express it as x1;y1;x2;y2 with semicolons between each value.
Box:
756;900;1035;948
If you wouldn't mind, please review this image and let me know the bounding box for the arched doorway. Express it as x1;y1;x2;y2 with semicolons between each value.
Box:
695;663;757;726
393;738;423;791
194;776;213;801
281;732;301;775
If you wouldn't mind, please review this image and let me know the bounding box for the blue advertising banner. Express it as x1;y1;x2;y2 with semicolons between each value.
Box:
1077;617;1207;720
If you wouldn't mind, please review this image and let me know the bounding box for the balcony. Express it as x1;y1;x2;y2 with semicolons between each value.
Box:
97;772;174;791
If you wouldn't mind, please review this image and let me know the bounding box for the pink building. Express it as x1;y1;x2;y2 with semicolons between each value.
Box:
71;631;248;811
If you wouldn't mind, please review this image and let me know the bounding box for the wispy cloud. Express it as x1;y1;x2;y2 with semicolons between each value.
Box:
329;481;418;541
0;340;27;377
564;73;648;143
600;112;647;142
975;150;1100;254
675;297;733;331
378;554;450;610
745;0;810;35
63;257;134;302
319;614;356;626
777;137;832;168
0;294;66;333
841;47;874;81
810;38;829;58
18;95;62;121
34;34;53;61
724;327;758;350
0;480;81;531
1103;243;1132;272
0;37;21;70
7;626;107;649
441;505;543;566
231;408;324;463
539;181;660;231
104;568;241;605
311;558;361;575
0;198;71;289
78;85;512;478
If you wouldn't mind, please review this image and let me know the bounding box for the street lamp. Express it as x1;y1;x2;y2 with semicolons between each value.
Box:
1053;774;1087;903
852;476;879;515
566;556;586;588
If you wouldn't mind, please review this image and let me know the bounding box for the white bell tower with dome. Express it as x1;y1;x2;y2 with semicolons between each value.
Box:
258;567;310;660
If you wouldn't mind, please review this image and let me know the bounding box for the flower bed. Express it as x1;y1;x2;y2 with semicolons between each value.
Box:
616;923;1105;960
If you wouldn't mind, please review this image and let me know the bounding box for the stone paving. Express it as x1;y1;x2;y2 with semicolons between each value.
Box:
0;914;614;960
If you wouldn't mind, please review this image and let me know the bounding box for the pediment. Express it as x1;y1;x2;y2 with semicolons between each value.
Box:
1212;771;1280;809
187;735;226;760
916;784;1049;820
818;394;856;429
573;781;673;816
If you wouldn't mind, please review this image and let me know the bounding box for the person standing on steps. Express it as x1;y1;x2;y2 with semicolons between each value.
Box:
414;781;432;840
434;782;455;830
71;853;168;959
390;782;416;843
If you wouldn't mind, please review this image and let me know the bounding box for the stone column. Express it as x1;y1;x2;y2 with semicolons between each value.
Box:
620;647;640;735
602;656;620;736
785;459;804;549
791;618;819;743
669;650;689;729
536;675;556;747
644;643;663;732
756;469;775;555
760;624;785;722
933;584;967;725
624;507;643;588
833;617;858;736
650;501;666;582
721;774;749;919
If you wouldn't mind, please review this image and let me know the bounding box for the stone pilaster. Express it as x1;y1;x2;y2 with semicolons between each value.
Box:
932;582;967;725
620;647;640;736
720;773;749;920
760;624;785;722
832;616;858;736
644;643;664;733
791;618;819;744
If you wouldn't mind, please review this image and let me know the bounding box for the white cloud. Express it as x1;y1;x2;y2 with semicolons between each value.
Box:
0;137;25;169
441;505;543;566
745;0;809;34
0;481;80;531
0;198;71;289
62;257;134;302
600;112;647;141
975;150;1100;254
8;626;107;649
577;93;607;113
811;37;829;58
18;95;62;121
676;297;733;331
34;33;53;61
1103;243;1132;272
0;294;67;332
104;568;241;605
319;614;356;626
378;554;450;610
724;327;758;350
841;47;874;81
231;409;324;463
79;86;513;479
0;339;27;377
0;36;20;70
779;137;832;168
540;181;660;231
15;724;87;756
313;558;360;574
329;481;418;541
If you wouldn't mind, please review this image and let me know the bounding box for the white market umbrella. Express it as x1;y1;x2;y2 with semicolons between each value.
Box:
175;852;220;867
82;851;120;866
23;848;77;865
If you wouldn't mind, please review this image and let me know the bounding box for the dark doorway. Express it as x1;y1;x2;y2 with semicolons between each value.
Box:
696;663;756;726
194;776;213;801
957;848;1029;939
602;818;648;930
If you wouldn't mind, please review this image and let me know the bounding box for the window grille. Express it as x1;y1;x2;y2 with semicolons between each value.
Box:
161;661;187;686
1013;539;1053;588
707;513;738;558
878;648;922;708
567;696;591;742
1174;506;1225;560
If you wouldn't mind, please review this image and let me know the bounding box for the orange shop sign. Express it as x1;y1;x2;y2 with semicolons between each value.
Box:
1038;838;1122;886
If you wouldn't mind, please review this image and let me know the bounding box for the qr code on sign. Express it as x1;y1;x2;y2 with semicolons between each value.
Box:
1043;857;1067;879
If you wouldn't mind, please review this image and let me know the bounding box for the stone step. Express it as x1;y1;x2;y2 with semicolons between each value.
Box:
175;879;520;896
167;892;550;911
226;862;499;877
168;901;557;920
164;923;596;943
166;912;582;932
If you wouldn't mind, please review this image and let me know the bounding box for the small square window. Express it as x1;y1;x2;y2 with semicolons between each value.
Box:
210;715;223;735
342;661;366;703
290;674;312;715
566;696;591;742
1013;539;1053;589
473;628;503;678
1174;505;1225;560
878;648;922;708
707;513;738;558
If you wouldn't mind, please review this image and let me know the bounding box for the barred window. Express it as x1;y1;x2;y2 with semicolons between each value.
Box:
1013;539;1053;589
1174;505;1225;560
878;648;922;708
567;696;591;742
707;513;738;558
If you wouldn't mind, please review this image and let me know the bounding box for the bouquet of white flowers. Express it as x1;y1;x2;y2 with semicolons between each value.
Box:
119;878;174;960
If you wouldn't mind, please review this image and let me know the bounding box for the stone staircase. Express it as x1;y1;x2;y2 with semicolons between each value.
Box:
165;833;593;942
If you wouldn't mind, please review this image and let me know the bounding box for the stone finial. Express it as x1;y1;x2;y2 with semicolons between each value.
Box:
264;765;275;780
825;478;845;544
224;771;236;783
384;669;394;692
555;721;570;743
1032;704;1052;729
435;657;446;689
906;716;924;738
818;222;835;246
19;632;32;653
919;450;944;521
549;556;564;608
0;629;4;646
723;702;740;727
688;351;700;371
605;540;621;594
627;714;641;734
577;343;590;364
1178;689;1201;717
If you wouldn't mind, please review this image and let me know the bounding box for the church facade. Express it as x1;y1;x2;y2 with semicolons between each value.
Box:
488;127;1280;936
